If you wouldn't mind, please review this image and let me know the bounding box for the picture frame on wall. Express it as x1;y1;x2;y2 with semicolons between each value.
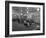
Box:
5;1;45;37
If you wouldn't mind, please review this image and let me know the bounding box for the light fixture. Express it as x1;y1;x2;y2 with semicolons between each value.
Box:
37;8;39;11
21;13;23;15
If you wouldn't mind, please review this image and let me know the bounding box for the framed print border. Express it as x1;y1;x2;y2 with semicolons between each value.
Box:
5;1;45;37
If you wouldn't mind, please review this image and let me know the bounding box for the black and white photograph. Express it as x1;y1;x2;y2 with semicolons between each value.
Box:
12;7;40;31
5;1;45;37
